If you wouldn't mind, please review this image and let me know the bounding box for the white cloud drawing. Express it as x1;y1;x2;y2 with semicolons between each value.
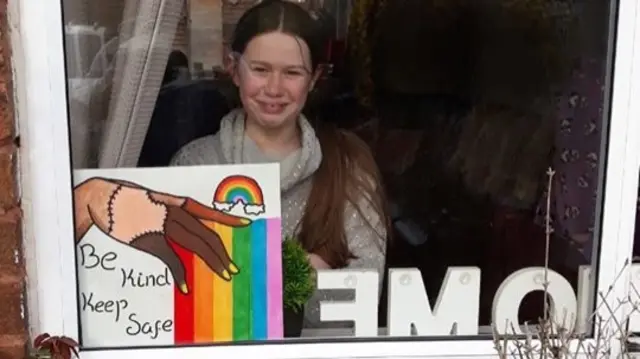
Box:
213;200;266;218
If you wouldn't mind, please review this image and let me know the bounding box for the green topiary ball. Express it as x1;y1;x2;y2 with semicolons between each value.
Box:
282;237;315;314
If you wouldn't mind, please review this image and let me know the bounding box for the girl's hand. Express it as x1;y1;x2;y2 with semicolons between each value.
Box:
307;253;331;270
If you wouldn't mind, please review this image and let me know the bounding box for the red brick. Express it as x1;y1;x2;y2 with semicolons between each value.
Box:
0;346;26;359
0;334;27;359
0;17;12;142
0;217;20;258
0;210;21;288
0;81;12;142
0;1;13;142
0;283;24;336
0;150;16;209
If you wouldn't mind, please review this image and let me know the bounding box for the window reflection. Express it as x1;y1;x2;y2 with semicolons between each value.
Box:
61;0;616;347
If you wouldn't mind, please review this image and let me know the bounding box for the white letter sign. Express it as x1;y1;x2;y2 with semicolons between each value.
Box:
492;267;577;334
387;267;481;336
315;265;602;338
316;269;379;337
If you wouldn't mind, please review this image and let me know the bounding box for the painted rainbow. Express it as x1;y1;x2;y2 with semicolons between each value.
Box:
169;218;283;343
214;175;265;205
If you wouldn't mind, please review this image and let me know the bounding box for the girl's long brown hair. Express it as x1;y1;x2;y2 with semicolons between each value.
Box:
300;124;389;268
232;0;390;268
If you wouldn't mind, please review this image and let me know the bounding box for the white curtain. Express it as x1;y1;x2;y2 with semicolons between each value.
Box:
98;0;184;168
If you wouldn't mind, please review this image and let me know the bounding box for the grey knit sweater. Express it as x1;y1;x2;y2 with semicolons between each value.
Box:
170;109;386;329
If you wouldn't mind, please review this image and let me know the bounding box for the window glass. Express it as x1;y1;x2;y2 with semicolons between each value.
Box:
62;0;618;349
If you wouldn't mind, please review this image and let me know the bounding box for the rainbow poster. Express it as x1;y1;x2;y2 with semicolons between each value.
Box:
73;164;283;349
172;174;283;343
169;218;283;342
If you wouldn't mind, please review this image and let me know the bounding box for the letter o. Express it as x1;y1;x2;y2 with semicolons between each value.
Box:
492;267;577;335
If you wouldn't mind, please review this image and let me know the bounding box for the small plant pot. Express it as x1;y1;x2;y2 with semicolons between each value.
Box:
283;306;304;338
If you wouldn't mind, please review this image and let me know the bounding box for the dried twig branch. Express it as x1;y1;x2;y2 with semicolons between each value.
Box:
492;167;638;358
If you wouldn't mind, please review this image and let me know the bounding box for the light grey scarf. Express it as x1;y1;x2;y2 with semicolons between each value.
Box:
218;108;322;193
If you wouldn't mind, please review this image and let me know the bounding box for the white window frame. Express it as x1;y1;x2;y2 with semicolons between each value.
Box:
10;0;640;357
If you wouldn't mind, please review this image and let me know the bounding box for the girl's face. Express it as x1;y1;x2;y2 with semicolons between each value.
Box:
232;31;318;131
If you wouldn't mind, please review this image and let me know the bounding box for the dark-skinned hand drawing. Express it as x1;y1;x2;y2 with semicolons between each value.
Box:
73;177;252;294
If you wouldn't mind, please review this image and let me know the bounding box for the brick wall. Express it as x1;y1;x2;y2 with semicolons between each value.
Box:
0;0;27;358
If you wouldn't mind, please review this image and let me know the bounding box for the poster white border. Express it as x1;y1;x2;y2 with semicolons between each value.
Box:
10;0;640;357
